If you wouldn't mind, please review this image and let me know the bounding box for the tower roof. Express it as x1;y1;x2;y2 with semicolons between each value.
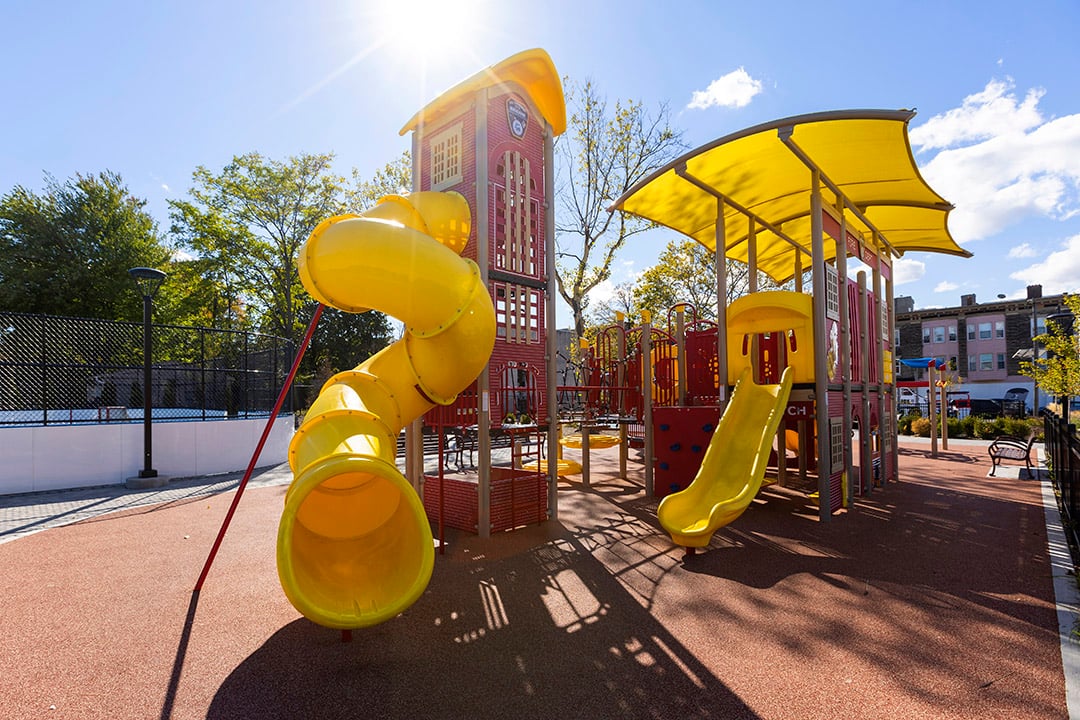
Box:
400;48;565;137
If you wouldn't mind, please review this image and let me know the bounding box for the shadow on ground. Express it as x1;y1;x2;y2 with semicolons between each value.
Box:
205;522;759;720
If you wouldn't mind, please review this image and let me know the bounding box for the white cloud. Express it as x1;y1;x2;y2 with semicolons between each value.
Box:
892;257;926;285
1007;242;1037;258
687;67;762;110
934;281;959;292
909;77;1044;151
161;183;170;192
587;279;615;305
1009;233;1080;294
911;79;1080;244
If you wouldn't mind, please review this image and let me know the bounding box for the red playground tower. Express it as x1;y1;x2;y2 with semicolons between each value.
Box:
399;49;566;537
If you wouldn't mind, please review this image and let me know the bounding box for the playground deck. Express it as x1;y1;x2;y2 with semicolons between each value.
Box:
0;436;1070;719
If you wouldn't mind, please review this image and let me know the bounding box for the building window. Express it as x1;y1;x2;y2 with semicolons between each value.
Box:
933;326;945;343
894;328;900;348
922;327;931;344
968;355;977;372
429;122;463;190
979;322;992;339
995;321;1005;339
997;353;1006;370
948;325;957;341
967;325;975;341
979;353;993;371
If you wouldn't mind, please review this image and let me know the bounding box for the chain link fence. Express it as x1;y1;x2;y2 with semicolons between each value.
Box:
0;312;294;426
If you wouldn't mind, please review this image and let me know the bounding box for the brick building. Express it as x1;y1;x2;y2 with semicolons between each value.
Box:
893;284;1069;411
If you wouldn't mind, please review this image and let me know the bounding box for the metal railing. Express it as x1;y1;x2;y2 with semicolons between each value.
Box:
1044;410;1080;554
0;312;293;426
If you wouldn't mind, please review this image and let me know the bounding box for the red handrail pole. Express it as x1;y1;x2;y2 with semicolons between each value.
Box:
194;303;325;592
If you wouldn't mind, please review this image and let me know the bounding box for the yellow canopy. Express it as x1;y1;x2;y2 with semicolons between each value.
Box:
612;110;969;283
400;48;566;137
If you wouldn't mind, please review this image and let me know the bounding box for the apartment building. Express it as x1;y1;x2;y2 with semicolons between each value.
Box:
893;284;1069;411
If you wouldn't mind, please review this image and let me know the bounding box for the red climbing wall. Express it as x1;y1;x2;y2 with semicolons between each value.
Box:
652;406;721;498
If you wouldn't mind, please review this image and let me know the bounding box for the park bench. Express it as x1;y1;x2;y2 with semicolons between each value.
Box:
987;435;1037;477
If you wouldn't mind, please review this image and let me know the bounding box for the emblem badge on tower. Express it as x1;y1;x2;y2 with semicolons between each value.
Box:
506;98;528;139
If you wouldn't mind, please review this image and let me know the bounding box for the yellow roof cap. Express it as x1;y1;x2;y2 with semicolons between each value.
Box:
400;48;565;137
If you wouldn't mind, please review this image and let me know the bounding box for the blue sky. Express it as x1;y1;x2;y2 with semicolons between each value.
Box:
3;0;1079;327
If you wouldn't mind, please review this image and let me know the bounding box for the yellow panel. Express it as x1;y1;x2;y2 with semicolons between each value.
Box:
725;291;815;385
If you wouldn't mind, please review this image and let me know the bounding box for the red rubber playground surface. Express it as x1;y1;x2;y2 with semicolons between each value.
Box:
0;436;1070;719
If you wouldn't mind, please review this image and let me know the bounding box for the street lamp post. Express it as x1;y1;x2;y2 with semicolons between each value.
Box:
127;267;167;487
1032;299;1039;415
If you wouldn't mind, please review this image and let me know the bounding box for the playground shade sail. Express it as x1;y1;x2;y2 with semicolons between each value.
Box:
612;110;969;283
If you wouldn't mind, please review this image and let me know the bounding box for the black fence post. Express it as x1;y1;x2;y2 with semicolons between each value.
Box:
200;328;206;421
40;316;48;426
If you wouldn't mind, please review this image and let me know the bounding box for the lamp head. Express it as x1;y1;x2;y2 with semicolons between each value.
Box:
128;267;167;299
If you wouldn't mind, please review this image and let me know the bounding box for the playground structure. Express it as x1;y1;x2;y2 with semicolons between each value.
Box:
234;49;971;631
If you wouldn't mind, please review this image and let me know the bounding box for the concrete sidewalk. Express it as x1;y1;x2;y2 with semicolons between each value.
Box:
0;442;529;545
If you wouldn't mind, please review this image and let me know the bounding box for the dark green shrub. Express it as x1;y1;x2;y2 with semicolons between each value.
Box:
946;417;964;437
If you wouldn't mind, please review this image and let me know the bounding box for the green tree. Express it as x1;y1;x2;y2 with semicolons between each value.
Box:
1020;294;1080;414
348;150;412;210
302;304;393;376
630;238;779;323
554;79;686;341
0;171;172;320
169;153;348;343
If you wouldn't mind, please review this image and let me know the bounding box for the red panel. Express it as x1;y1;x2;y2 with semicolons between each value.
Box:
422;470;547;534
685;326;719;405
847;281;863;379
652;406;721;498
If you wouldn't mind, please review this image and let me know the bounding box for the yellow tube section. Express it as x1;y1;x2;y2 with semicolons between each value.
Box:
278;191;495;629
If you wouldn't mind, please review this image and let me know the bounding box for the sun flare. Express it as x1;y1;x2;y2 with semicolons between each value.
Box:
369;0;482;62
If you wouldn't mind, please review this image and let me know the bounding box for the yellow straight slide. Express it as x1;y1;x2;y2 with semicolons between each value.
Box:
278;191;496;629
658;366;794;550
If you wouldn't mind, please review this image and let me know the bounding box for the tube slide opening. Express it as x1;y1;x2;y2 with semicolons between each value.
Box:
278;455;435;629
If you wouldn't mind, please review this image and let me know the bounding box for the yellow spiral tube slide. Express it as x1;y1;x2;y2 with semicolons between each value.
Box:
278;191;495;629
